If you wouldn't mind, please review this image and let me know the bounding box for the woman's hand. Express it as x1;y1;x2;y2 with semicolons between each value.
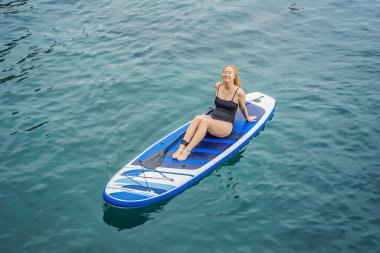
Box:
247;116;257;122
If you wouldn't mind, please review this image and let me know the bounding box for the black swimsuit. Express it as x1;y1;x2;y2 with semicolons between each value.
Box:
210;84;239;124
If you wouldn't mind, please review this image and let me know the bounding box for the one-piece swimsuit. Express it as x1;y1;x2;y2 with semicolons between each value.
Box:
210;83;239;124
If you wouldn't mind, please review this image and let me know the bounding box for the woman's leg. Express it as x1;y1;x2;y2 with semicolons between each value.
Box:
172;115;208;159
176;117;233;161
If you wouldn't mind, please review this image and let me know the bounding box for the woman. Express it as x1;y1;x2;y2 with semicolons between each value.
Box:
173;65;257;161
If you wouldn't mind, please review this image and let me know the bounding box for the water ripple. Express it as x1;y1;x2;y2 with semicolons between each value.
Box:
0;32;56;86
0;0;30;15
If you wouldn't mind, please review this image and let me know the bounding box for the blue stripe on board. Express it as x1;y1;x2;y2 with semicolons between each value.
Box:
114;178;176;191
192;148;222;154
122;185;167;195
223;132;244;140
202;138;235;144
195;141;233;151
121;169;194;178
109;191;150;201
203;132;243;141
160;161;204;170
162;157;207;165
121;169;142;176
114;177;135;184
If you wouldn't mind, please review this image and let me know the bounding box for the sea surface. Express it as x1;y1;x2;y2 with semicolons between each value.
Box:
1;0;379;252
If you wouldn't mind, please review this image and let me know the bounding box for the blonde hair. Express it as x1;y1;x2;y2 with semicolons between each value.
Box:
223;65;241;87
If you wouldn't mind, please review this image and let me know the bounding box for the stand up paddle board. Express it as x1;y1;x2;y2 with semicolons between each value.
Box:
103;92;276;208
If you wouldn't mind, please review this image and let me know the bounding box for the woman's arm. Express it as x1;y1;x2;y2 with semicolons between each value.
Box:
214;82;221;94
237;90;257;122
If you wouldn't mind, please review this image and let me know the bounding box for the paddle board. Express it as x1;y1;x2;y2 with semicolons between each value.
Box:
103;92;276;208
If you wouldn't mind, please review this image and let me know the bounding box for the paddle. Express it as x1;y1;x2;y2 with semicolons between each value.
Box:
139;107;215;171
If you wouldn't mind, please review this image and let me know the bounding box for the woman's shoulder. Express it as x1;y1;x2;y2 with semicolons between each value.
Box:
236;87;245;95
214;82;222;89
236;87;246;97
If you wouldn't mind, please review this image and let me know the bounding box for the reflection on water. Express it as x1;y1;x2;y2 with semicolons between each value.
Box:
212;148;248;200
102;200;169;230
223;148;246;167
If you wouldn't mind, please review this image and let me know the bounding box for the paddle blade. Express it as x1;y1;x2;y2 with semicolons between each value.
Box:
140;150;165;170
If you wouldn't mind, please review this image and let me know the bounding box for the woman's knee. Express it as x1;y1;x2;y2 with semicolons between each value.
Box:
194;115;204;123
199;118;210;128
195;115;210;123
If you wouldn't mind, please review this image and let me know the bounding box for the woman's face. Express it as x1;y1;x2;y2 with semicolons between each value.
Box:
222;66;235;83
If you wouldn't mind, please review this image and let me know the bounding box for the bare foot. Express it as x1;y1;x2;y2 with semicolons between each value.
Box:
247;116;257;122
172;144;185;159
177;148;191;161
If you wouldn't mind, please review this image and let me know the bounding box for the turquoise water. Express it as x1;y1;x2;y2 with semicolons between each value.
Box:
1;0;379;252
